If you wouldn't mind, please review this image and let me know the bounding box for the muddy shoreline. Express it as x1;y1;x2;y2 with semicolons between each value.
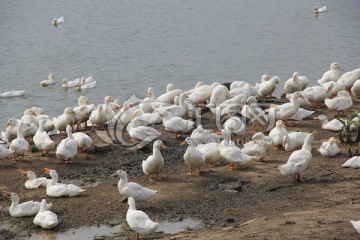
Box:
1;106;360;240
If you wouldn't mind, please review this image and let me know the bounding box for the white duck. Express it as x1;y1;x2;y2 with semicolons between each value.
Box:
324;90;353;116
242;132;273;161
350;220;360;234
230;80;248;90
342;157;360;168
4;192;52;217
216;94;247;118
289;108;315;121
0;90;26;97
286;93;311;108
115;101;137;125
351;79;360;100
313;5;327;13
284;72;309;94
260;74;271;83
185;81;204;95
223;116;246;138
313;115;356;132
73;96;96;129
322;80;346;98
206;84;230;111
155;83;183;105
111;170;157;202
33;120;55;156
52;16;64;27
0;145;14;159
40;74;56;87
89;104;107;130
301;83;333;107
22;108;39;126
269;120;288;149
21;170;50;189
269;92;303;126
219;130;252;171
126;197;159;240
72;132;92;153
278;131;316;182
160;111;195;138
181;137;206;175
187;82;219;104
190;125;221;143
318;137;340;157
339;68;360;91
154;93;188;118
142;140;166;181
257;76;281;100
139;87;156;113
75;80;96;90
53;107;77;133
241;96;268;132
33;199;58;229
128;120;161;143
2;118;19;140
36;114;55;133
44;168;85;197
61;78;79;88
318;63;340;85
133;109;162;125
9;122;29;160
56;125;77;163
282;132;309;152
196;142;222;167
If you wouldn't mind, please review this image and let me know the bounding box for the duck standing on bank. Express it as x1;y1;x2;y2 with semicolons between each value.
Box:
126;197;159;240
181;137;206;176
142;140;166;181
278;131;316;182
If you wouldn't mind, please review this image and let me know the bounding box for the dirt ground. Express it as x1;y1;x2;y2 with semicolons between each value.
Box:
1;101;360;240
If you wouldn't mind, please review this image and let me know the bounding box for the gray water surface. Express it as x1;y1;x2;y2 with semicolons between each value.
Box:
0;0;359;125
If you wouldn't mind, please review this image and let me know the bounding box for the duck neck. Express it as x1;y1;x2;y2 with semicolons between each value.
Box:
10;195;19;209
50;173;58;185
153;145;162;157
302;136;313;152
17;125;24;139
118;175;127;188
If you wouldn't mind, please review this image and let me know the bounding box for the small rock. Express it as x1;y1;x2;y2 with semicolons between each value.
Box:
226;218;235;223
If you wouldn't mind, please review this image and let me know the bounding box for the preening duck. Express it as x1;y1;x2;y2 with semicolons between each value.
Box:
324;90;353;116
33;199;58;229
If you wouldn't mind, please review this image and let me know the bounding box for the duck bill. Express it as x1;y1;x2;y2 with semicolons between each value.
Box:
161;143;167;149
180;141;187;145
20;170;28;176
44;168;52;174
215;131;222;135
312;131;318;135
110;173;118;178
313;116;320;120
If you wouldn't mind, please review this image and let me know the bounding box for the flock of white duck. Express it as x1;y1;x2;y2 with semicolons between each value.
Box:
3;62;360;237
